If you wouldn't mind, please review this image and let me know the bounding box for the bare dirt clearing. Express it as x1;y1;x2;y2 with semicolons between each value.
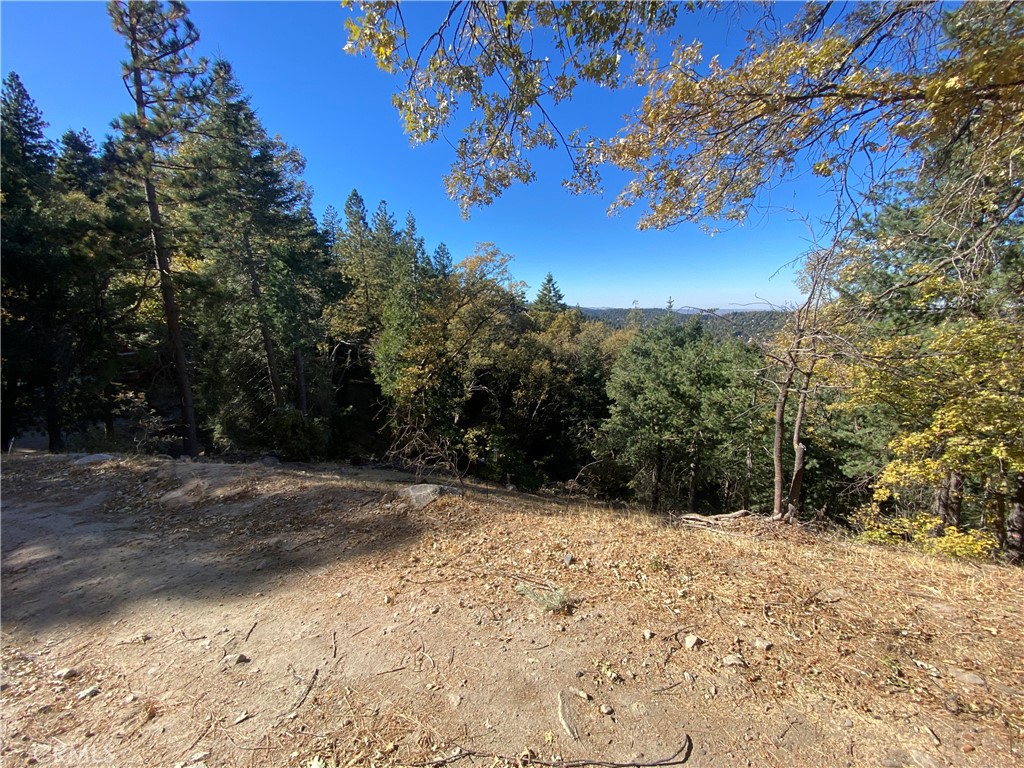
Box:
2;454;1022;768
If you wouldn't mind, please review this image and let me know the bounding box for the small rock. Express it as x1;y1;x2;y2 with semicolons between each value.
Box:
600;704;614;716
575;689;592;701
563;553;575;566
961;744;975;753
74;453;114;466
124;693;137;703
682;671;695;683
53;668;79;680
223;654;250;666
752;637;773;651
684;634;703;650
643;629;654;641
722;654;747;667
840;718;853;728
76;686;100;700
954;670;986;687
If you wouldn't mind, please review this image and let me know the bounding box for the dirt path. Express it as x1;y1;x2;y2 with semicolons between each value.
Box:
2;454;1022;768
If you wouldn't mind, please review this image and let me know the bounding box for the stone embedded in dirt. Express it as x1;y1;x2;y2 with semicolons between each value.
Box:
600;704;615;715
575;689;592;701
881;749;942;768
398;484;460;510
53;668;78;680
722;654;747;667
223;654;250;666
76;685;100;699
74;453;114;466
563;553;575;565
953;670;987;687
753;637;773;651
643;629;654;641
684;634;703;650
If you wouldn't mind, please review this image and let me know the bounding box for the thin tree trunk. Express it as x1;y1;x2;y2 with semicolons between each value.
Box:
688;461;697;514
129;48;198;458
772;364;796;519
785;364;815;522
44;380;65;452
294;347;308;419
241;231;285;408
651;443;664;514
1006;477;1024;565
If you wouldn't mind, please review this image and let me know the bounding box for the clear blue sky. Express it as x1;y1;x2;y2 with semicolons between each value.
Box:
1;1;825;309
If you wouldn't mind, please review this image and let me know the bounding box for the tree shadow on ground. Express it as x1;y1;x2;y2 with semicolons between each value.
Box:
0;455;435;632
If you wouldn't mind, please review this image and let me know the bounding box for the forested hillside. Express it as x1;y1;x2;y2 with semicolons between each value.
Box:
2;1;1021;563
582;308;788;342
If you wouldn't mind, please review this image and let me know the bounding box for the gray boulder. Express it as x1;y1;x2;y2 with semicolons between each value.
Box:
398;484;460;510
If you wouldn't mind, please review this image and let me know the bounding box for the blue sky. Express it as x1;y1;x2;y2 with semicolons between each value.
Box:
1;1;824;309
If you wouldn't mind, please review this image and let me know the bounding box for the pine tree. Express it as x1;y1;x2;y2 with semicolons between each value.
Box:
109;0;207;457
1;72;60;448
175;60;327;454
533;272;567;314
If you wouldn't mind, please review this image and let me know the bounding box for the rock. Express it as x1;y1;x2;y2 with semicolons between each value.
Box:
398;484;460;510
76;685;101;699
53;668;78;680
953;670;986;687
752;637;773;651
563;553;575;566
840;718;854;728
223;653;250;666
74;453;114;466
643;629;655;641
682;671;695;683
575;689;592;701
600;704;615;716
881;749;941;768
684;634;703;650
259;455;281;466
722;654;747;667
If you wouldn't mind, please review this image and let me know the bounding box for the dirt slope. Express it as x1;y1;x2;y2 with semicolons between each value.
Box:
1;454;1022;768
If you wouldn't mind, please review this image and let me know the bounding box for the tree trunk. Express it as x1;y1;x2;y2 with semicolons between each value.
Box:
687;462;697;514
1005;477;1023;564
933;470;965;529
242;231;286;409
784;369;813;522
651;443;664;514
44;380;65;452
772;373;793;519
294;347;308;419
130;49;198;458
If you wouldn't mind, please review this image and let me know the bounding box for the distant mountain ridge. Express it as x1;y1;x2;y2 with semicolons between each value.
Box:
580;307;788;341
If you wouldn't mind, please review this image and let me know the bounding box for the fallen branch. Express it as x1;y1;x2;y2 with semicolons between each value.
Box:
406;736;693;768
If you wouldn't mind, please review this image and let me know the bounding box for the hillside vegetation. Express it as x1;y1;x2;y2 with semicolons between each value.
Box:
3;2;1021;563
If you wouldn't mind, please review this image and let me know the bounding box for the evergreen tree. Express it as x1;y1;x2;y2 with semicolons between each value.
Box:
175;61;327;456
1;72;60;448
533;272;566;314
109;0;208;457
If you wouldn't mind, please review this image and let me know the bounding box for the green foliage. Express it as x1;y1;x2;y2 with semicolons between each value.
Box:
601;316;767;513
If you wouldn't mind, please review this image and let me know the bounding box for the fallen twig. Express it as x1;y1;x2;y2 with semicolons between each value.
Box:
406;736;693;768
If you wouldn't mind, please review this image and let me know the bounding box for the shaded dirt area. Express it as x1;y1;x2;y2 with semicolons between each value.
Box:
1;454;1022;768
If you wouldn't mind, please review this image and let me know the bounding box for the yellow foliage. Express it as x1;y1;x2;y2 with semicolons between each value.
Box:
853;504;998;561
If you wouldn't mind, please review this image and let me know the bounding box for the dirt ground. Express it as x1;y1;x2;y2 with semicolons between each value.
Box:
1;453;1022;768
